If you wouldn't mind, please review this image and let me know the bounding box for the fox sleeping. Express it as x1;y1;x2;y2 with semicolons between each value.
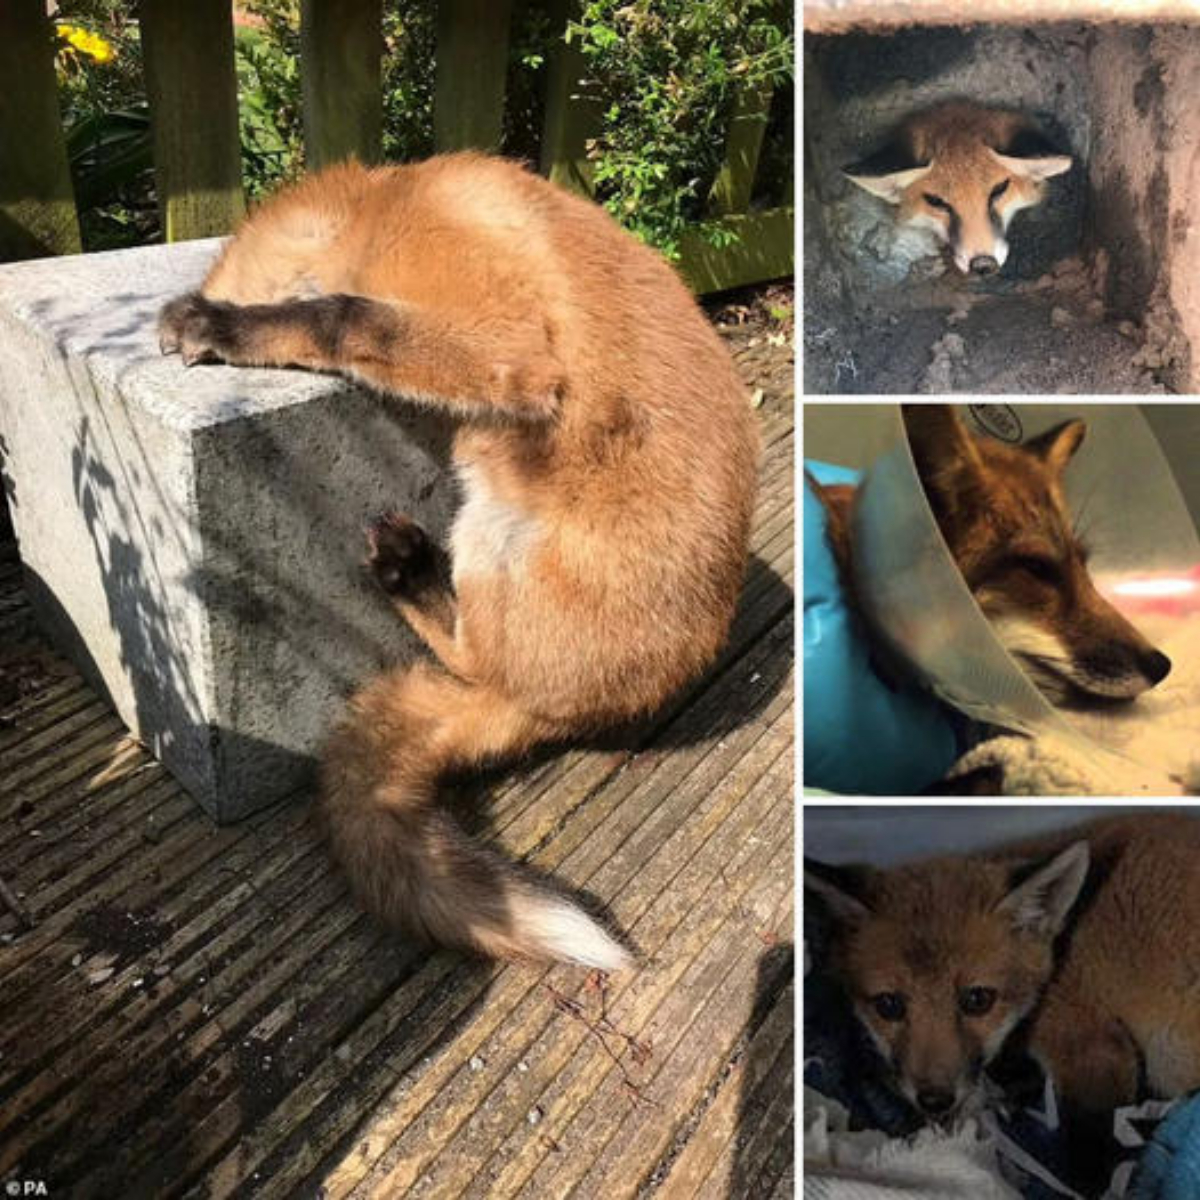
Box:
845;102;1073;276
158;154;759;970
814;405;1171;708
806;813;1200;1189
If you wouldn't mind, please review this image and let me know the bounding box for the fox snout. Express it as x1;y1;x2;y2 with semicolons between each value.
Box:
1074;641;1171;695
880;1012;989;1124
991;595;1171;703
898;1061;982;1124
915;1086;959;1118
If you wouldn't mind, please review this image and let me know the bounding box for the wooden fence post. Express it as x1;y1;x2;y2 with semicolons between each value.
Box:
139;0;245;242
0;0;81;260
708;80;774;217
539;0;601;195
434;0;514;153
301;0;383;169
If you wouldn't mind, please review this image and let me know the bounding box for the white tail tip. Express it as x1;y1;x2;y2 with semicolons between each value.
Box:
523;897;633;971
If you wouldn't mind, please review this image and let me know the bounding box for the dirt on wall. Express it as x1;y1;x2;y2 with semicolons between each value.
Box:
803;20;1200;394
1085;25;1200;389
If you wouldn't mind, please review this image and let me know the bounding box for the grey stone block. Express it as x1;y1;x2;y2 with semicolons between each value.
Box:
0;239;456;822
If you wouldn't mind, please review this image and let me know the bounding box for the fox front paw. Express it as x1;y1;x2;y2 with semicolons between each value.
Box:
157;292;230;366
365;511;436;597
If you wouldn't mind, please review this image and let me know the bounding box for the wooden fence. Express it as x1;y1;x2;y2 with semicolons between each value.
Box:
0;0;792;294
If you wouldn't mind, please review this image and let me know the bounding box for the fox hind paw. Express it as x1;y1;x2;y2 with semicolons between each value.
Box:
365;511;436;597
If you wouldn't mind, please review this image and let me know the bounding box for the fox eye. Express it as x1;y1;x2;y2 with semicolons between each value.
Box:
959;986;997;1016
923;193;951;212
871;992;907;1021
990;180;1011;202
1012;555;1061;585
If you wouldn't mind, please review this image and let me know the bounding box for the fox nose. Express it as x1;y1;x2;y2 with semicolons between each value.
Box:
1142;650;1172;684
970;255;999;276
916;1088;957;1117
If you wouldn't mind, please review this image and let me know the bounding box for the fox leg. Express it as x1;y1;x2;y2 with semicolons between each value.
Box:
364;511;468;677
1033;1005;1141;1192
158;292;562;423
1037;1013;1141;1114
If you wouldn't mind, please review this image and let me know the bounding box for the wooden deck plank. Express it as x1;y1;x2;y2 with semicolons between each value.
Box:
170;626;791;1198
0;789;264;986
331;691;792;1197
1;818;327;1094
657;981;794;1198
2;707;125;791
0;678;92;753
454;770;793;1200
0;402;793;1196
512;838;792;1199
327;746;791;1199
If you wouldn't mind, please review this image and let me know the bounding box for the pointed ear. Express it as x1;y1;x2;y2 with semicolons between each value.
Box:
805;858;873;925
844;163;933;204
988;126;1072;181
1023;419;1086;476
996;841;1090;938
901;405;985;515
989;147;1072;182
843;142;933;205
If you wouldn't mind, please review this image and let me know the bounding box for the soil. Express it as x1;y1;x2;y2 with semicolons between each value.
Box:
804;257;1180;395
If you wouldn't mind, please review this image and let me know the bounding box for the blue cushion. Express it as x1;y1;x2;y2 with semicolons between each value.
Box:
1129;1093;1200;1199
803;461;960;794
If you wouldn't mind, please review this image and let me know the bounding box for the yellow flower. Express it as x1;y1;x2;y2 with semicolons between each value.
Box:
56;23;115;64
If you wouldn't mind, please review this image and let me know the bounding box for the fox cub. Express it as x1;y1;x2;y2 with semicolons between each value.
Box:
813;404;1170;705
159;154;759;970
807;814;1200;1139
845;102;1073;275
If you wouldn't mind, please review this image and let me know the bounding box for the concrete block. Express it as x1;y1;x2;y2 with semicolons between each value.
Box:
0;239;456;821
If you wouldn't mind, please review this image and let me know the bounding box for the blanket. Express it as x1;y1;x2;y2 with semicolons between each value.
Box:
805;1088;1022;1200
944;613;1200;796
805;965;1199;1199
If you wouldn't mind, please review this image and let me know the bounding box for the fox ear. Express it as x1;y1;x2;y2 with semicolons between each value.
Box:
805;858;873;924
843;143;933;204
996;841;1090;938
1024;419;1086;475
988;129;1072;181
901;404;985;514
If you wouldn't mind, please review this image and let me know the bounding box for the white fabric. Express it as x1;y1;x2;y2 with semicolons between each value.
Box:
947;613;1200;796
804;1088;1022;1199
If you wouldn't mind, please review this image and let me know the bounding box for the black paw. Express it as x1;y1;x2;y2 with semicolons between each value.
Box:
365;512;435;597
157;292;230;366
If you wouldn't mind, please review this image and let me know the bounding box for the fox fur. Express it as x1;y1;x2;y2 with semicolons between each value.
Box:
806;814;1200;1173
845;102;1073;275
811;404;1171;705
158;154;759;970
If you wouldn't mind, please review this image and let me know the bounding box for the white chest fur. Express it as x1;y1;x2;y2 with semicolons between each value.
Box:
450;462;543;582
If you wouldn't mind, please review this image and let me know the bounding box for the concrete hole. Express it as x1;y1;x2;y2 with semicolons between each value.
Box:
803;17;1200;394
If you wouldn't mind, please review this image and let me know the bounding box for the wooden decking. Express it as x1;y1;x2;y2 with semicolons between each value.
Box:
0;409;793;1200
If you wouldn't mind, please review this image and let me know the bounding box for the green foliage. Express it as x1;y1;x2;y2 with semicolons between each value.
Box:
235;2;437;181
52;1;157;249
235;1;304;201
568;0;793;258
46;0;791;263
502;1;554;165
381;3;436;162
